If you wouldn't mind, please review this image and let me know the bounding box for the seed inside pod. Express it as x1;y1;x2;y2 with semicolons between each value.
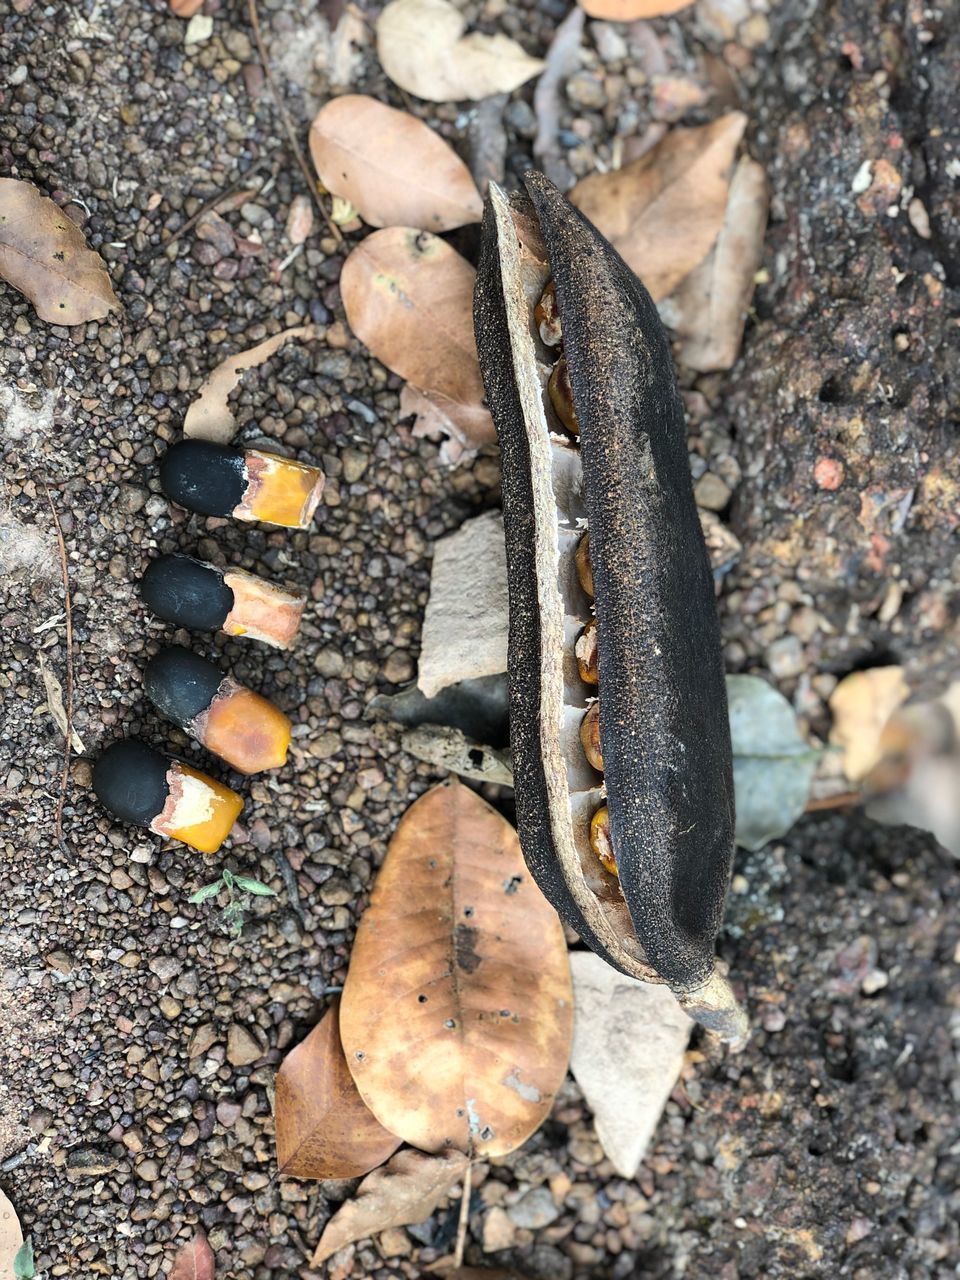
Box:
575;617;598;685
548;355;579;436
144;646;292;775
589;805;617;878
534;279;563;347
575;532;593;598
93;739;243;854
579;702;603;772
159;440;325;529
139;553;307;650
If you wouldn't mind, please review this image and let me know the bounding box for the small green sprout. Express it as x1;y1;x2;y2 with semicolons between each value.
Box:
188;867;278;938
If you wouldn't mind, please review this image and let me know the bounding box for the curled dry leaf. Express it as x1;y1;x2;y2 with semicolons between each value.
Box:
275;997;402;1179
571;112;747;300
183;325;317;443
312;1147;468;1267
310;96;483;232
38;653;85;754
0;1189;24;1280
661;155;769;371
829;666;911;783
168;1229;215;1280
0;178;120;325
578;0;692;17
340;779;573;1159
377;0;545;103
341;229;494;454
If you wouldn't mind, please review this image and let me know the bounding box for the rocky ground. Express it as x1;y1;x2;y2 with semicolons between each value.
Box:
1;0;958;1277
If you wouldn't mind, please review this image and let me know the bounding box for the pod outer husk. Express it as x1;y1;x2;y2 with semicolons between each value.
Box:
475;172;741;1038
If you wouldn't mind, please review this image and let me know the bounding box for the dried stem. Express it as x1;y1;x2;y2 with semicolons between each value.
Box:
805;790;861;813
452;1158;473;1269
247;0;343;245
44;484;73;852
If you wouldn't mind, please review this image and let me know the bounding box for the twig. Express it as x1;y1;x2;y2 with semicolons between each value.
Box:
44;484;73;852
805;790;862;812
452;1159;473;1269
247;0;344;246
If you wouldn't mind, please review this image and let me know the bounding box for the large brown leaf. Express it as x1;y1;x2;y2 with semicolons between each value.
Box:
0;1189;23;1279
341;228;494;452
0;178;119;324
275;997;402;1179
377;0;545;103
310;96;483;232
339;779;573;1158
312;1147;468;1266
662;155;769;371
571;112;747;301
168;1230;215;1280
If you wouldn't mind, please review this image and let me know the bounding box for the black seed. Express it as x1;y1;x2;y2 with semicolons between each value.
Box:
139;554;233;631
93;740;170;827
143;646;223;730
159;440;247;517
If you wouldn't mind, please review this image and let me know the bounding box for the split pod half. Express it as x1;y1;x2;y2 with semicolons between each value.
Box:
140;553;307;650
93;739;243;854
144;646;292;775
159;440;325;529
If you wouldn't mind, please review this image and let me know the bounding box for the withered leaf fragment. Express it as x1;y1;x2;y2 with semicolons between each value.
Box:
473;172;747;1046
274;998;402;1179
0;178;119;324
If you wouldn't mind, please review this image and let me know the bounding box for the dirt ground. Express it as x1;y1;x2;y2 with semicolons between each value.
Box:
1;0;958;1277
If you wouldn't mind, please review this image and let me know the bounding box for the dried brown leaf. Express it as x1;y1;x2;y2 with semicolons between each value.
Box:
571;112;747;300
340;779;573;1158
400;383;493;463
313;1148;468;1266
342;229;494;453
829;667;911;783
38;652;84;754
377;0;545;102
168;1229;215;1280
663;154;769;371
275;997;402;1180
310;96;482;232
0;179;119;325
578;0;691;17
183;325;317;443
0;1189;24;1279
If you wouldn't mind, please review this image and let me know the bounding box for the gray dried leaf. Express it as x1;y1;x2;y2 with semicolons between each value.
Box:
727;674;820;851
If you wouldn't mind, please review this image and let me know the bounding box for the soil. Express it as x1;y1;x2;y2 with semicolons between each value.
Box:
0;0;958;1278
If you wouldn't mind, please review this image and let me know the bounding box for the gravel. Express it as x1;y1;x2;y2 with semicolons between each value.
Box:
1;0;958;1277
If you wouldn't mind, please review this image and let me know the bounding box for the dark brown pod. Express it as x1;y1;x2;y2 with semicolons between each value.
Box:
473;171;747;1046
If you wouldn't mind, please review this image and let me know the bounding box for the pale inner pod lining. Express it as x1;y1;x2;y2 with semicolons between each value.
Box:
488;184;656;978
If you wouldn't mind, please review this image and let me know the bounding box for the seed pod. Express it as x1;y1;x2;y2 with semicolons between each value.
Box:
159;440;325;528
144;646;292;775
474;172;746;1046
93;739;243;854
139;553;307;650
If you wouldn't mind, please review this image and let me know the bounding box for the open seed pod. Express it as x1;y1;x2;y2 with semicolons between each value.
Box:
474;172;747;1046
